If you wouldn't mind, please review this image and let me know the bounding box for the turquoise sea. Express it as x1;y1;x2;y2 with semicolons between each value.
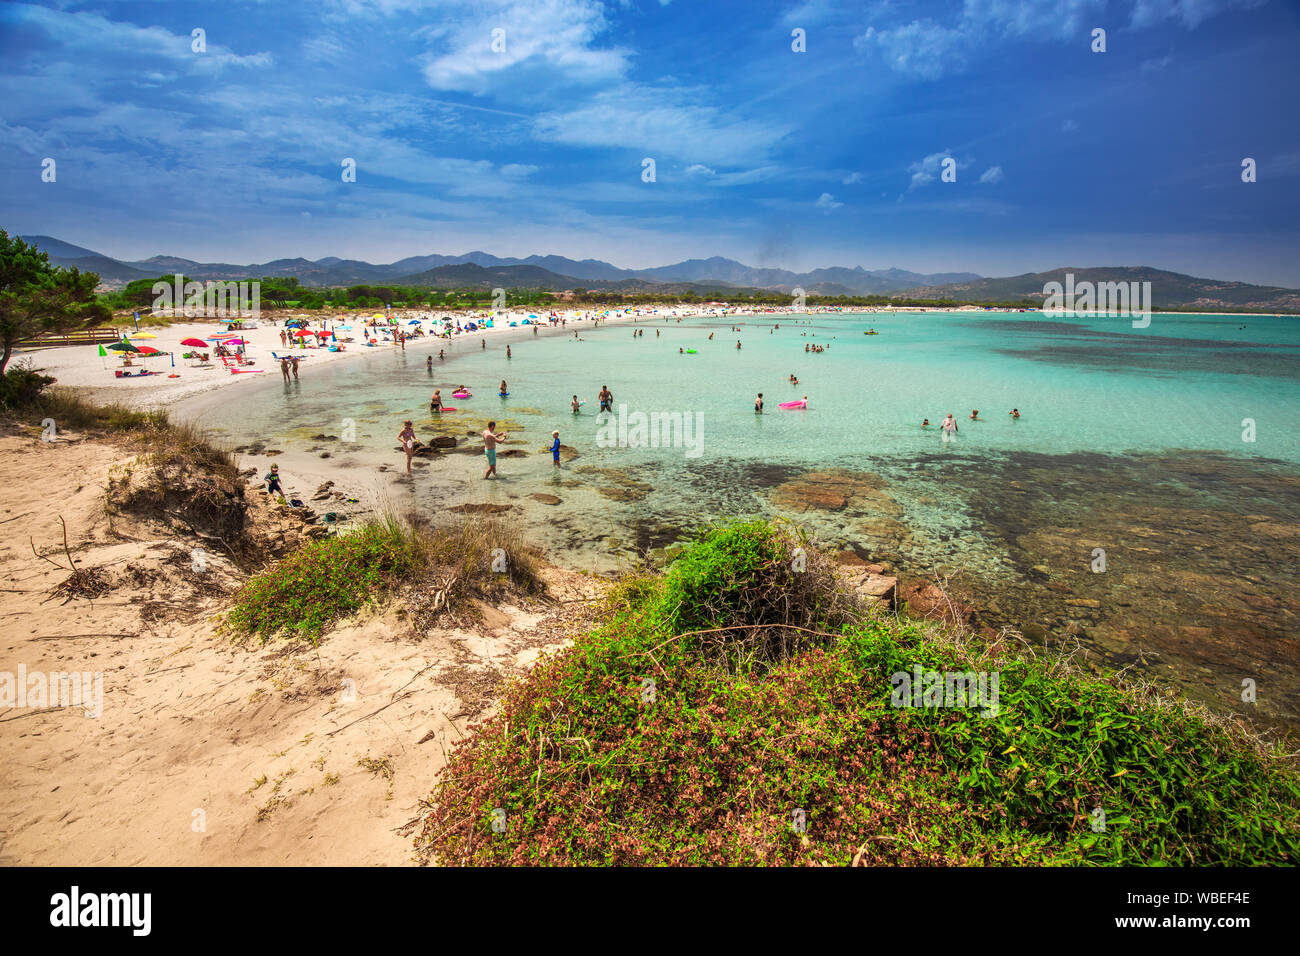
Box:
185;310;1300;734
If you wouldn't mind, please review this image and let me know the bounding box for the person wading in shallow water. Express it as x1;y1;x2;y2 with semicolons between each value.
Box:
398;420;418;474
482;421;507;479
598;385;613;412
941;413;959;442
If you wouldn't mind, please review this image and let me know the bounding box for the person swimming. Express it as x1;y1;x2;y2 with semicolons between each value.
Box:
755;393;763;413
571;394;581;413
1009;408;1020;419
921;419;930;428
969;409;981;420
499;379;508;396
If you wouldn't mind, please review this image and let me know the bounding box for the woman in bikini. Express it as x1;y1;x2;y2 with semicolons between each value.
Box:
398;420;417;473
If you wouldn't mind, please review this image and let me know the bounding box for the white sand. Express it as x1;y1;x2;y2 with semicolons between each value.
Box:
18;304;798;411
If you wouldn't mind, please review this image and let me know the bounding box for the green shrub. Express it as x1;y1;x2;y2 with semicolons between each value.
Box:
414;521;1300;866
0;361;55;409
225;514;544;643
226;520;422;641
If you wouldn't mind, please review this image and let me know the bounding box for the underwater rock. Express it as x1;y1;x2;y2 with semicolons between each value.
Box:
448;503;513;515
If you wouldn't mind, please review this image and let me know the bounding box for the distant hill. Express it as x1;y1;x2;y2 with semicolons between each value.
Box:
911;266;1300;312
19;235;1299;310
21;234;981;293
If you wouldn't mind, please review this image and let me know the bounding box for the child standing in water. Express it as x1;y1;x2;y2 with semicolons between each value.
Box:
550;430;561;467
571;395;581;413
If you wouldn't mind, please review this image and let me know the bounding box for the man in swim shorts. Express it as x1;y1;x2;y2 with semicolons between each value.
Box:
755;393;763;413
483;421;506;479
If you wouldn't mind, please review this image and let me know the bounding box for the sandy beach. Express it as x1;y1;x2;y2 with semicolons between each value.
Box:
17;303;804;412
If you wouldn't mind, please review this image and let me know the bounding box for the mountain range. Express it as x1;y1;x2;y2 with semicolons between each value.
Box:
19;235;980;296
18;235;1300;311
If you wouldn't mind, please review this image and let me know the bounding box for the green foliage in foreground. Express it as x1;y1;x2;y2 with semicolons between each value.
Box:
415;520;1300;866
225;515;543;643
227;519;422;641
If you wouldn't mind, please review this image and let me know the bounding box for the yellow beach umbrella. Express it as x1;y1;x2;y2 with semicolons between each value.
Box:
132;332;157;339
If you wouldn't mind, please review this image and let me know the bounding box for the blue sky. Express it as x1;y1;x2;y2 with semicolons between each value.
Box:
1;0;1298;284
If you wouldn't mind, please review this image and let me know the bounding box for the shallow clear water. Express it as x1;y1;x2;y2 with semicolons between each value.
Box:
192;309;1300;463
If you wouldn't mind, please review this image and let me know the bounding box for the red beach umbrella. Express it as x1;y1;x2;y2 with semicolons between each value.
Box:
180;338;206;347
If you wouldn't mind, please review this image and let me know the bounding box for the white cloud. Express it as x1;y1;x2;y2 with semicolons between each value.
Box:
418;0;629;96
1141;54;1174;72
533;87;790;166
0;4;273;71
842;171;863;184
1129;0;1265;30
686;164;715;177
908;150;956;189
854;20;966;81
978;165;1004;184
816;192;843;209
1062;118;1079;133
962;0;1106;39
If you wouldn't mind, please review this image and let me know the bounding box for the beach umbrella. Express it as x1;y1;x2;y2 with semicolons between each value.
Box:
107;340;140;353
407;319;420;325
294;329;313;337
136;346;162;355
180;338;206;347
133;332;157;339
224;338;247;345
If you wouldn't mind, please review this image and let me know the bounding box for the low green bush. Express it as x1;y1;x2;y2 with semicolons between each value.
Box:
414;521;1300;866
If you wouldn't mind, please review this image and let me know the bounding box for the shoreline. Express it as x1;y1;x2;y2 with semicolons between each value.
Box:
23;304;1291;416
